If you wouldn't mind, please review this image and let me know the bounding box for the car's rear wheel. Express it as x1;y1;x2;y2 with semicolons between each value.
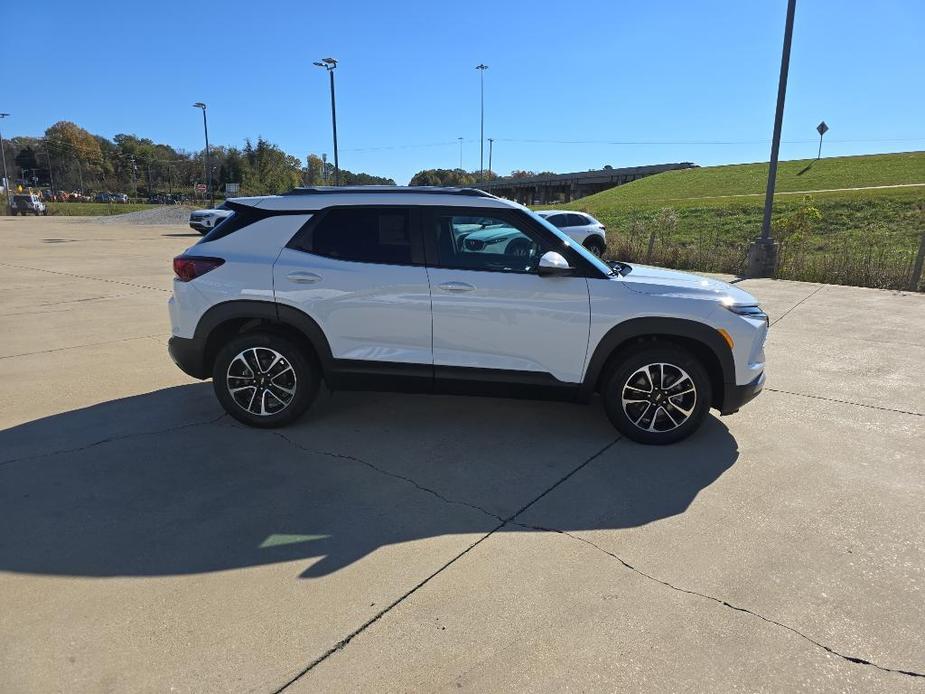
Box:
583;236;606;257
602;343;711;444
212;332;319;428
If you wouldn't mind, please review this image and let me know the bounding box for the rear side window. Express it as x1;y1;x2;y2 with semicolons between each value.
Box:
311;208;413;265
566;213;589;226
197;205;262;244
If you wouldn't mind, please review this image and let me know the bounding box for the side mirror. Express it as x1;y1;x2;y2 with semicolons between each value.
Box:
537;251;573;277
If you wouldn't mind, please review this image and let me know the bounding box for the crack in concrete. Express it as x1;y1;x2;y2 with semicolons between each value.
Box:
0;262;168;293
770;285;827;326
0;333;164;360
765;387;923;417
0;413;227;468
270;437;621;692
514;523;925;680
263;429;507;523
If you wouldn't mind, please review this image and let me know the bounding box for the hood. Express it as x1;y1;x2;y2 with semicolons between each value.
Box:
621;264;758;304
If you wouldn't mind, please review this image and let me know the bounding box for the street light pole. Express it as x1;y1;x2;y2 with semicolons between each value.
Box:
314;59;340;186
0;113;11;214
193;102;212;207
747;0;797;277
476;64;488;181
487;138;494;178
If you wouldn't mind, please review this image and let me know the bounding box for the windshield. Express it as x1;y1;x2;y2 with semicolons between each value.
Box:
527;209;612;276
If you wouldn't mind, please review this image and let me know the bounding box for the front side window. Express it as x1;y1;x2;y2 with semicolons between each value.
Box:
431;213;542;273
312;208;412;265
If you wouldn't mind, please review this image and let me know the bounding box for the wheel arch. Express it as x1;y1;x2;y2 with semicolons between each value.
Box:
191;300;333;379
580;317;734;410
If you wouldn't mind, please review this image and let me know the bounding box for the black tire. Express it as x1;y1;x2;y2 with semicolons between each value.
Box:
583;236;606;257
212;332;319;428
602;343;712;445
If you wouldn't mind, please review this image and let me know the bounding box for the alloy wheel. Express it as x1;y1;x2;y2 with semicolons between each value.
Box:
226;347;297;416
621;362;697;432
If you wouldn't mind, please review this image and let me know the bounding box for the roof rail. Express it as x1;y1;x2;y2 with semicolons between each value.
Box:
283;185;496;198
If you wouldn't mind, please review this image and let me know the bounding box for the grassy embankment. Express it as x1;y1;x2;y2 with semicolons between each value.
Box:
544;151;925;289
44;203;159;216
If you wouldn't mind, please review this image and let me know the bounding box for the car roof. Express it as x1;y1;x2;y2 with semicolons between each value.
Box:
228;186;522;212
539;210;589;216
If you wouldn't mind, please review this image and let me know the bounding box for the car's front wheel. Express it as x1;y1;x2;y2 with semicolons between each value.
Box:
602;343;711;444
212;332;319;428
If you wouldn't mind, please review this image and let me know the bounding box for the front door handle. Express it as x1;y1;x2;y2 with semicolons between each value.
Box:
287;271;322;284
438;281;476;293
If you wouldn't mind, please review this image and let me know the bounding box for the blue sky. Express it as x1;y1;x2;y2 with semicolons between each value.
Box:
3;0;923;184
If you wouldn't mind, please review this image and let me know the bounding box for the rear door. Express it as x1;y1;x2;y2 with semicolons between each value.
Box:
274;206;433;367
423;207;591;384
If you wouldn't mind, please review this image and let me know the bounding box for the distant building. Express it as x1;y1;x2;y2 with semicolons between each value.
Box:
480;162;696;203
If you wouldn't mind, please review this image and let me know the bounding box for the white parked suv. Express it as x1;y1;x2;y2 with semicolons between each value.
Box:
536;210;606;256
189;204;233;234
168;187;767;444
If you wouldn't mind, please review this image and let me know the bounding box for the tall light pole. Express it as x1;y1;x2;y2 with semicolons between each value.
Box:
192;102;213;207
747;0;797;278
475;64;488;181
314;58;340;186
487;138;494;178
0;113;11;214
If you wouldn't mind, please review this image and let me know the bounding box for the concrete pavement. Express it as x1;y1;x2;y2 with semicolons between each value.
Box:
0;216;922;692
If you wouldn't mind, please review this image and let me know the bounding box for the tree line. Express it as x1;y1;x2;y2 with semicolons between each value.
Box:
2;121;395;197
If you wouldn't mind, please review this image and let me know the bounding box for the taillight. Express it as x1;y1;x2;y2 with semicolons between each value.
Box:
173;255;224;282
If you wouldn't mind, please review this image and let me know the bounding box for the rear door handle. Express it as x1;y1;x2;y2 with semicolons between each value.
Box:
438;281;476;293
286;271;322;284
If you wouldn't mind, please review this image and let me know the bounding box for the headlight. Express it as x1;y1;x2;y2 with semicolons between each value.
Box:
725;304;769;325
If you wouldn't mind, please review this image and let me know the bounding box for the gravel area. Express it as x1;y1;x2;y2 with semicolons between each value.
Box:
88;206;196;225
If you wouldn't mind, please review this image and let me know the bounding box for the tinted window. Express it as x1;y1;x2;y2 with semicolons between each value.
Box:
312;208;412;265
546;214;568;228
432;213;542;273
566;213;589;227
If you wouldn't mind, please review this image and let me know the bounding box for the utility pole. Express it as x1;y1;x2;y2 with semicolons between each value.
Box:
747;0;797;278
0;113;11;214
313;59;340;185
487;138;494;178
129;155;137;198
476;64;488;181
44;142;56;193
322;153;328;184
193;102;213;207
75;157;85;194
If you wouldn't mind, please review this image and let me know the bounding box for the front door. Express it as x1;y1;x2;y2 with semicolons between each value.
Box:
423;208;591;384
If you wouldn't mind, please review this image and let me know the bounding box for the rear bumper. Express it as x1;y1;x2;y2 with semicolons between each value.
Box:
720;371;765;415
168;336;209;379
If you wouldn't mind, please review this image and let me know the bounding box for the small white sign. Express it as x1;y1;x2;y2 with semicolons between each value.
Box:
226;183;240;195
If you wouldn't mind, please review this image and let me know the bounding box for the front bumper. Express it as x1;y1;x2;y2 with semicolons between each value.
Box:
720;371;765;415
189;221;209;232
168;336;209;379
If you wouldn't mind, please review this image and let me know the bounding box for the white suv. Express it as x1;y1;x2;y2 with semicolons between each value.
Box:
168;187;766;444
536;210;606;256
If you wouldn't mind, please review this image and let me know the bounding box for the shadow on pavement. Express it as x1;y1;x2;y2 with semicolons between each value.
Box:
0;384;738;579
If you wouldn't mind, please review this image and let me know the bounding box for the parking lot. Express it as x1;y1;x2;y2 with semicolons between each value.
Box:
0;215;923;692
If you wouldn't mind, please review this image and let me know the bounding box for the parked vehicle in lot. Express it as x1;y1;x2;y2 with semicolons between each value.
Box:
536;210;607;256
94;192;114;203
11;193;47;216
188;204;233;233
112;193;129;203
168;187;767;444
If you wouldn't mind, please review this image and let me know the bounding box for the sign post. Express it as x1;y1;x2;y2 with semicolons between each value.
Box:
816;121;829;160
